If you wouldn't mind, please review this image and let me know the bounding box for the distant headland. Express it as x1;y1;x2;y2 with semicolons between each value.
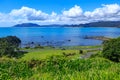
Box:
13;21;120;27
13;23;41;27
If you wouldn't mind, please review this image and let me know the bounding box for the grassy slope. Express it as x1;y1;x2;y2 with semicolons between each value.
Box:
34;58;120;80
1;45;120;80
21;49;80;60
1;57;120;80
21;45;101;61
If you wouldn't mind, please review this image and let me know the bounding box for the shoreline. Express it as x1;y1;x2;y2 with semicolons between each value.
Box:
83;36;112;41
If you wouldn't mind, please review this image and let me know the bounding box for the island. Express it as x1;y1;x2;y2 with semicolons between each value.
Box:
13;23;41;27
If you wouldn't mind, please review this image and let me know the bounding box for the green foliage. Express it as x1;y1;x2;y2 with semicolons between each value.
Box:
0;38;14;57
0;57;120;80
34;44;44;49
40;56;113;74
0;60;33;80
0;36;21;57
90;51;102;58
24;46;31;49
79;50;83;54
102;37;120;62
5;36;21;48
21;49;79;61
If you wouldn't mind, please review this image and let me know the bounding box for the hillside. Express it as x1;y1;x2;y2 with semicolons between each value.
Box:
80;21;120;27
13;23;41;27
13;21;120;27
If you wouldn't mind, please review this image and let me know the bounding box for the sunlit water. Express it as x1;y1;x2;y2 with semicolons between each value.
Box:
0;27;120;46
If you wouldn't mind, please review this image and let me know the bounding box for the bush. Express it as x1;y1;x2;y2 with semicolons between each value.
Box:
79;50;83;54
102;37;120;62
24;46;31;49
0;36;21;57
34;45;44;49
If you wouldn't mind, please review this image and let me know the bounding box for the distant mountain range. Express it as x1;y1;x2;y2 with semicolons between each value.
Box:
79;21;120;27
13;21;120;27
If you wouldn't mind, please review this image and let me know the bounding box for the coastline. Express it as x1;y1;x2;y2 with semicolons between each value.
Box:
83;36;112;41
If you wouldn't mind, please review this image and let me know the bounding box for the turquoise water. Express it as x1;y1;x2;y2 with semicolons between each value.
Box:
0;27;120;46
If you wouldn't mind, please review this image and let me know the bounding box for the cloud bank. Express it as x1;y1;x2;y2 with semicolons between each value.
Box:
0;4;120;26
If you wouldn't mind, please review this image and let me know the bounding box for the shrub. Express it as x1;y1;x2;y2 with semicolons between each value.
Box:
0;36;21;57
102;37;120;62
24;46;31;49
79;50;83;54
34;45;44;49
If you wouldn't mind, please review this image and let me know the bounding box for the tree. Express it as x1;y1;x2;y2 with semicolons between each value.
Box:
0;36;21;57
102;37;120;62
5;36;21;48
79;50;83;54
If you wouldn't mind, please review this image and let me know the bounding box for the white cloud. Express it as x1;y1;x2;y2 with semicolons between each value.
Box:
57;5;86;24
63;5;83;18
0;4;120;26
48;12;59;22
84;4;120;21
10;6;49;21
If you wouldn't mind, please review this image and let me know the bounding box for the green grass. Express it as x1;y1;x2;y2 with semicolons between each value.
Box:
1;57;120;80
29;57;120;80
57;45;102;49
21;45;102;61
21;49;79;61
1;45;120;80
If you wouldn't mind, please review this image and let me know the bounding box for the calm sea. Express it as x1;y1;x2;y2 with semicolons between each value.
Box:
0;27;120;46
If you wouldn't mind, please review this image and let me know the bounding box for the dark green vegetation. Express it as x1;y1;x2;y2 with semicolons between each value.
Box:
102;37;120;62
0;36;120;80
0;36;21;57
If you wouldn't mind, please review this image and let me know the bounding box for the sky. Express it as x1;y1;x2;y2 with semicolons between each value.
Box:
0;0;120;26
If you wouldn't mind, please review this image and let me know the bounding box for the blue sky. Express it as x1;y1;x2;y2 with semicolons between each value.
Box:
0;0;120;13
0;0;120;26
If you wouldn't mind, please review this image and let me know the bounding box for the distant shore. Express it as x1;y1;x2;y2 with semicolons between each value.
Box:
83;36;112;41
13;21;120;27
